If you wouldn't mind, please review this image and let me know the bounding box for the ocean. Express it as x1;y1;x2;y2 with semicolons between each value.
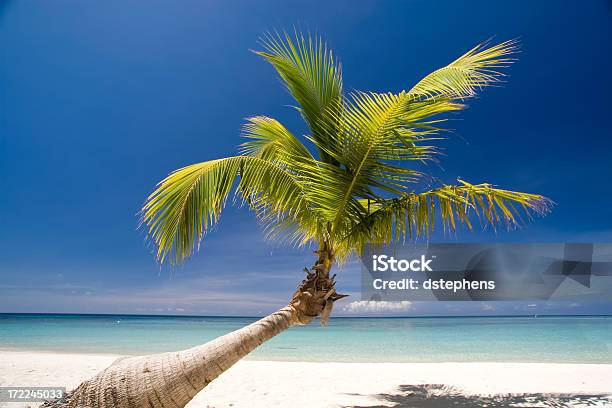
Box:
1;314;610;363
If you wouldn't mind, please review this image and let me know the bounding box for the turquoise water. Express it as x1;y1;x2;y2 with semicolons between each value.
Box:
1;314;611;363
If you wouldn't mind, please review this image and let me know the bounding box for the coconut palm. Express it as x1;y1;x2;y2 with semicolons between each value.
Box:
54;32;551;408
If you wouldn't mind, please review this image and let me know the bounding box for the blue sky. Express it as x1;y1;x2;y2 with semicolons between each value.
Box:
1;0;611;316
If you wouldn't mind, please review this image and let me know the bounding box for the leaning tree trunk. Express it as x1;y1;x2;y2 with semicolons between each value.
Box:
44;246;345;408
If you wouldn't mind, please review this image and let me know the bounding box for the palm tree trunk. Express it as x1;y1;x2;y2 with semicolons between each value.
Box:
59;306;300;408
47;248;346;408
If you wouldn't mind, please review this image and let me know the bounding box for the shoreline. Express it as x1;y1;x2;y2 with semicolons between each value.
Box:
1;351;611;407
1;347;610;365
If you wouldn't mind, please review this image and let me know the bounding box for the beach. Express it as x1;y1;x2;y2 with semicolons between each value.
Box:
2;315;611;406
1;350;611;407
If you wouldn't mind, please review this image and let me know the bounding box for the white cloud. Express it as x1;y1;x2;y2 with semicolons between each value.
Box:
481;303;494;311
342;300;412;314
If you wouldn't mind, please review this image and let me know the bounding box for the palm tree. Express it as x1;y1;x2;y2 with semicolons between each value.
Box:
54;32;551;408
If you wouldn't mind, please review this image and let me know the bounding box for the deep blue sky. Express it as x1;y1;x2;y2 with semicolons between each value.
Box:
1;1;611;316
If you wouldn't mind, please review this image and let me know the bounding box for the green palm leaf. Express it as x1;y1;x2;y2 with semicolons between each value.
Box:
321;92;464;243
256;31;343;163
240;116;314;165
141;156;314;264
342;180;552;256
409;39;518;100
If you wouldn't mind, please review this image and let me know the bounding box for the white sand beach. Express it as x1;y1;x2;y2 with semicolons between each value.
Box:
1;351;611;407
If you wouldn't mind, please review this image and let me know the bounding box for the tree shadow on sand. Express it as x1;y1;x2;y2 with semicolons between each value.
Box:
345;384;612;407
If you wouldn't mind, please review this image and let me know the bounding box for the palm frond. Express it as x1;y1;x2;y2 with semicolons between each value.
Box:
341;180;553;257
256;31;343;163
409;39;518;100
320;40;520;246
319;92;463;241
141;156;314;265
240;116;314;165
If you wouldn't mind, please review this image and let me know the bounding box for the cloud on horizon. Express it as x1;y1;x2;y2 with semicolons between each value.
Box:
342;300;412;314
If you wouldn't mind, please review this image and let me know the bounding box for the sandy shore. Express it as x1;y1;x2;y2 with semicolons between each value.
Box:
1;351;611;407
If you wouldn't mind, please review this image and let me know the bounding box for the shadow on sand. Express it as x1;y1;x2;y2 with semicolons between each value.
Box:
344;384;612;407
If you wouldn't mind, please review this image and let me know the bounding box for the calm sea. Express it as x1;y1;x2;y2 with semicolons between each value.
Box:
1;314;610;363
